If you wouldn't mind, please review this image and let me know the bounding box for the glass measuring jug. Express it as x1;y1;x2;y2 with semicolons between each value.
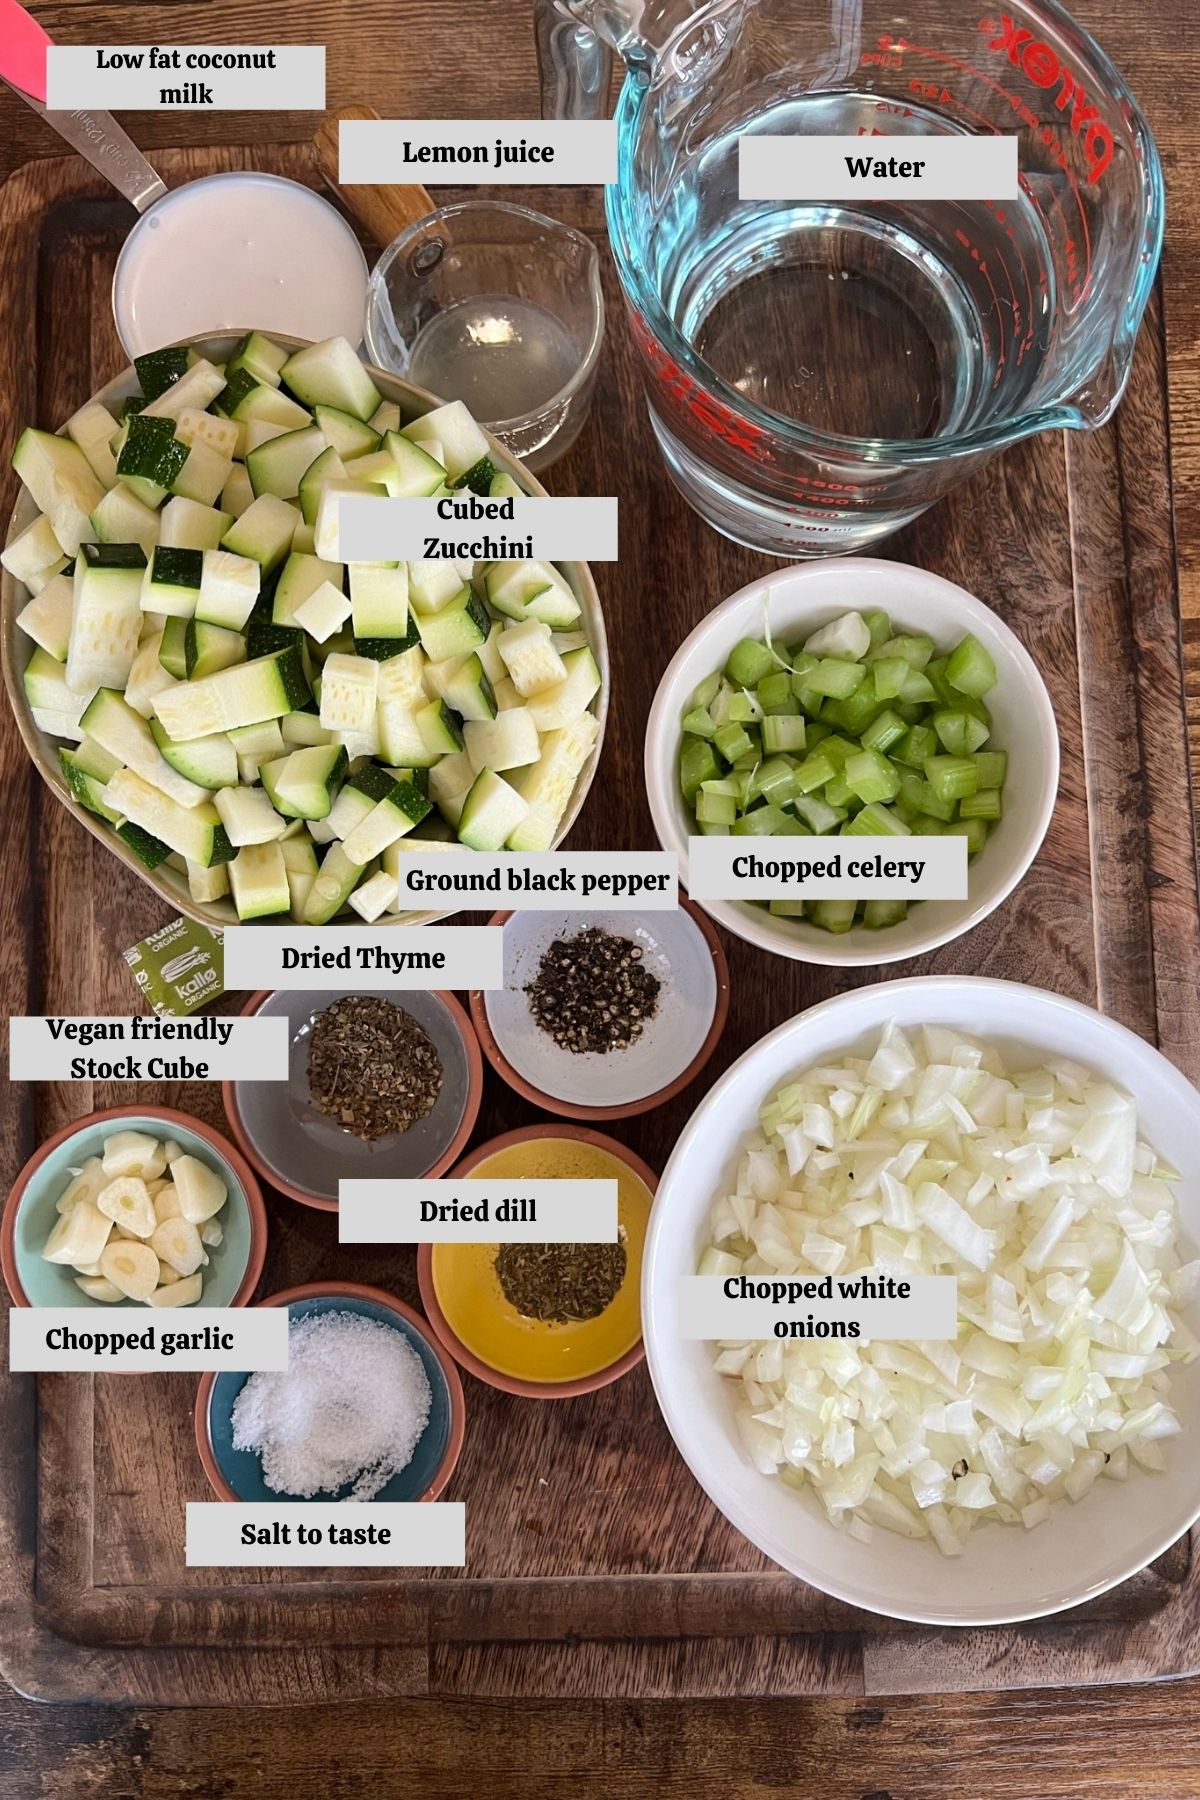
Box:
536;0;1163;555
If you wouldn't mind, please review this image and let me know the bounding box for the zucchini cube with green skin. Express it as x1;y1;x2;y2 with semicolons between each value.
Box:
408;559;470;615
158;616;188;679
159;497;234;551
220;495;302;577
273;551;343;627
313;478;388;560
226;331;288;388
463;707;539;774
349;562;408;638
400;400;490;482
68;542;148;695
483;561;581;630
229;841;290;919
116;415;189;507
417;699;465;760
457;768;530;852
281;336;382;422
216;368;311;429
152;644;309;741
525;647;600;732
185;619;247;680
314;405;379;459
342;778;432;863
12;428;105;556
302;841;367;924
104;768;234;867
134;346;190;402
150;719;238;790
298;445;347;525
170;439;232;508
142;545;202;618
414;586;489;664
59;746;122;821
326;761;399;838
442;653;496;722
247;424;327;501
117;820;173;869
264;743;348;819
509;711;599;851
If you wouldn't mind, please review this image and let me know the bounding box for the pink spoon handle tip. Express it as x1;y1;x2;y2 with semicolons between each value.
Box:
0;0;52;104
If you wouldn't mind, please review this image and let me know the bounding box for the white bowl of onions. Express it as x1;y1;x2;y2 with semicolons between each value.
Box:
642;977;1200;1625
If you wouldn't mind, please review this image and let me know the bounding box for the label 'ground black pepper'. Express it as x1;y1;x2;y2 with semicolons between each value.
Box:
524;928;661;1055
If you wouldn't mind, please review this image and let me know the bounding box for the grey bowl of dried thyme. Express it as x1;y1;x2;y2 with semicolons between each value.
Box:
223;989;484;1210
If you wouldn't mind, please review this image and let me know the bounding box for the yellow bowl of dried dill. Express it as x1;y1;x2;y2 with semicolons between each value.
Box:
418;1127;656;1397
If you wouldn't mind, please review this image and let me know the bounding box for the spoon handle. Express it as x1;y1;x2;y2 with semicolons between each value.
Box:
3;78;167;213
312;104;433;248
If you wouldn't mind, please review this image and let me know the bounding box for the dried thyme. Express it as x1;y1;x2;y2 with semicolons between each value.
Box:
524;928;661;1055
494;1239;628;1323
307;996;443;1142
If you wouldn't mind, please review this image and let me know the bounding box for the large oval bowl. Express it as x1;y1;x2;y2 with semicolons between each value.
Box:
1;333;608;928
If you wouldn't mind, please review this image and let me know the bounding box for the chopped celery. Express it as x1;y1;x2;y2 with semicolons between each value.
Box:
924;656;956;705
871;656;908;700
841;801;911;836
863;609;892;647
973;749;1008;789
958;788;1003;820
946;815;991;854
756;670;795;713
792;749;837;793
696;783;737;826
726;690;760;723
947;633;997;698
690;670;721;710
864;898;908;928
892;722;938;769
924;755;979;803
682;705;716;739
810;899;857;934
932;707;990;756
724;637;776;687
868;632;934;669
761;714;807;754
680;737;719;803
713;721;755;763
750;756;795;804
844;748;901;803
805;657;868;699
768;899;808;917
793;793;845;833
860;708;907;753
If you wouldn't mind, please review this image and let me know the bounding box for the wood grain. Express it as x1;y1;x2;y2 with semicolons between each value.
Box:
311;104;434;245
1;140;1199;1715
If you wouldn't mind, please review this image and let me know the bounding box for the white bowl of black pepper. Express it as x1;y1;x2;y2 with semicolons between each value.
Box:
223;988;485;1210
469;902;730;1120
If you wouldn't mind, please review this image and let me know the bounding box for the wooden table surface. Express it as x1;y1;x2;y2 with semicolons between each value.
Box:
3;0;1200;1792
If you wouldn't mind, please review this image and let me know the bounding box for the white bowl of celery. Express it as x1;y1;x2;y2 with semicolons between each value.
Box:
1;333;607;926
645;560;1058;967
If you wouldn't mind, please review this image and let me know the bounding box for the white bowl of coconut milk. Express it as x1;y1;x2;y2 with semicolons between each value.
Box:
112;172;369;358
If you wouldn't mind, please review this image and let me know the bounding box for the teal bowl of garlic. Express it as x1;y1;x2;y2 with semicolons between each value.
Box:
1;1105;267;1309
195;1284;466;1504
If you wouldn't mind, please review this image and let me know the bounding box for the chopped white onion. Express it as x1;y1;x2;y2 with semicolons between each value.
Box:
702;1022;1196;1553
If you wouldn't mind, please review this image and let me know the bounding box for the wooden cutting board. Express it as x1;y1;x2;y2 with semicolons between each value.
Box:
2;142;1199;1706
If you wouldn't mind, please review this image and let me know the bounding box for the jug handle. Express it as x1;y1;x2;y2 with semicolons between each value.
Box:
535;0;614;120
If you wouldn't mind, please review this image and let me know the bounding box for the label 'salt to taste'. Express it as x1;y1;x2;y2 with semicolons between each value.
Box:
187;1502;466;1567
739;133;1018;201
222;926;503;992
676;1272;958;1342
334;493;618;565
339;1178;619;1244
388;852;676;911
687;834;968;902
8;1015;288;1084
9;1308;289;1374
339;118;617;186
45;45;325;111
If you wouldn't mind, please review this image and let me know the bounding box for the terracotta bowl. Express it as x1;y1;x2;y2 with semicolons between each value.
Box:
222;987;484;1212
2;1103;268;1309
195;1281;466;1504
417;1124;658;1400
469;897;730;1120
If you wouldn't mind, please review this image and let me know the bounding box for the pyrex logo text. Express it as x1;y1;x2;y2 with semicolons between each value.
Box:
982;15;1113;184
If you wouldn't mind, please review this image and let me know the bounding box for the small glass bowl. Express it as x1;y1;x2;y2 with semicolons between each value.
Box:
364;199;604;472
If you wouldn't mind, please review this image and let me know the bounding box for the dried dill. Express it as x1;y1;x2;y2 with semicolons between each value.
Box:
308;996;443;1142
494;1239;628;1323
524;928;661;1055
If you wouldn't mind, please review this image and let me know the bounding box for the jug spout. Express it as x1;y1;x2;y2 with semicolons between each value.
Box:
535;0;715;116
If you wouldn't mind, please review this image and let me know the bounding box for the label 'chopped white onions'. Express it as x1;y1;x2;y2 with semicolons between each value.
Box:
701;1022;1198;1556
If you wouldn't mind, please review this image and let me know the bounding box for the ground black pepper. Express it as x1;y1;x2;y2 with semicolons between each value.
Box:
524;928;661;1055
308;996;443;1142
494;1238;628;1323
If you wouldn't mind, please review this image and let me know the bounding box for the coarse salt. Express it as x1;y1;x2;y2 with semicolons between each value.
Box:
231;1310;433;1499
